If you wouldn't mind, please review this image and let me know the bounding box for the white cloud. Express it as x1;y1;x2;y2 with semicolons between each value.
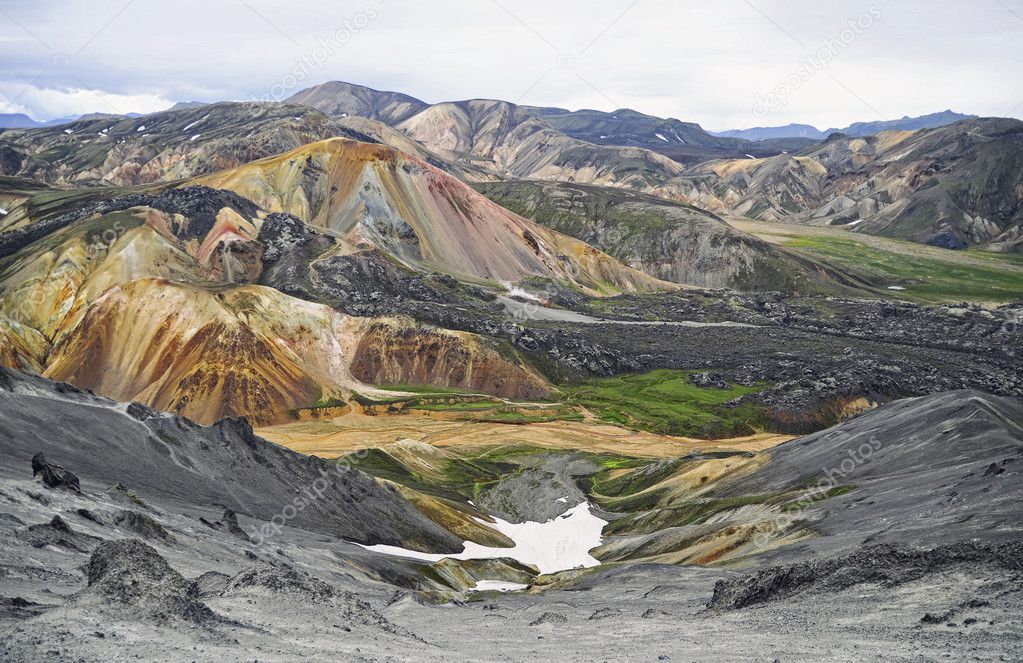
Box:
0;0;1020;128
0;84;173;120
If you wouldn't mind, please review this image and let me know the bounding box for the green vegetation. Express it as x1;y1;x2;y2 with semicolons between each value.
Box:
410;399;502;412
343;447;517;502
592;458;685;498
1;208;145;274
349;391;413;407
785;235;1023;303
471;409;584;424
561;369;767;438
604;493;774;534
385;369;768;436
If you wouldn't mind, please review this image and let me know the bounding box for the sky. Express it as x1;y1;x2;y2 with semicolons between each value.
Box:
1;0;1021;130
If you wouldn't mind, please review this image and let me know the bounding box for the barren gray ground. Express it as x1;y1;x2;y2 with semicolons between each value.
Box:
1;368;1021;662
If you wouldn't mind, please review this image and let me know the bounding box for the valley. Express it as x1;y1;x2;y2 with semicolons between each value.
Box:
0;51;1020;663
1;368;1020;661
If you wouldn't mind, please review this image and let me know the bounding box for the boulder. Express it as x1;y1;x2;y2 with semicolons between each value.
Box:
31;452;81;492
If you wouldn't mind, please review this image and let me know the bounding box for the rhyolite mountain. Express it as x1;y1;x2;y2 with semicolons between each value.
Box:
285;82;692;191
0;184;554;424
0;134;670;424
473;179;875;293
5;83;1018;254
195;137;665;291
0;100;514;186
0;102;385;186
283;82;1021;253
684;118;1023;251
285;80;429;124
287;81;801;174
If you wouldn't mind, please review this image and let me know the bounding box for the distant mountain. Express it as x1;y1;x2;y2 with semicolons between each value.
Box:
0;114;43;129
287;80;429;124
289;82;689;190
168;101;208;111
823;110;977;137
525;106;813;164
688;118;1023;252
713;124;827;141
0;113;79;129
526;106;736;150
712;110;975;141
0;111;146;130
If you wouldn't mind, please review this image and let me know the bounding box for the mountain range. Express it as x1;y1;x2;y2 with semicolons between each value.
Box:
711;110;976;141
3;82;1021;257
1;71;1022;662
278;82;1022;253
0;112;144;130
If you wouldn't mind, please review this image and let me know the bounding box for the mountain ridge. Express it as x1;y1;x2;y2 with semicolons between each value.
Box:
712;110;976;141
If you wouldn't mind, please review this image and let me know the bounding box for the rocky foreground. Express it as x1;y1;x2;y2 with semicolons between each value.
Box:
0;368;1021;661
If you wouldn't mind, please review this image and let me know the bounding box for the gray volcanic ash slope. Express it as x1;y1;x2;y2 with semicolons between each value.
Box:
1;368;1022;661
0;367;461;552
719;390;1023;556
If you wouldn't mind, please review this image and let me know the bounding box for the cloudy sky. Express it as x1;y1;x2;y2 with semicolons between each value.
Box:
1;0;1021;130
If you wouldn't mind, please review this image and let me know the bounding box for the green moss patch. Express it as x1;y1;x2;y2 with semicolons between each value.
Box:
560;369;767;438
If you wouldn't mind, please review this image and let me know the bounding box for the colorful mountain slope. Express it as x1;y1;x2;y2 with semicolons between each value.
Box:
474;179;877;293
197;138;668;293
0;186;552;423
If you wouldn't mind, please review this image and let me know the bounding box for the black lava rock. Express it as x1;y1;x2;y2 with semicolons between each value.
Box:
31;452;81;492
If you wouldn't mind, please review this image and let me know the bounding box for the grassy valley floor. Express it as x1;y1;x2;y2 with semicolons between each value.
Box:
727;216;1023;304
255;412;789;461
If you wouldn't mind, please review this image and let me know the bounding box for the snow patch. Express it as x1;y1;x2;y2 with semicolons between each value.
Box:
745;154;756;159
359;502;606;574
887;286;906;290
136;125;146;132
63;129;73;134
190;134;201;141
655;133;669;142
0;208;8;216
472;580;529;592
846;219;863;226
182;114;210;131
